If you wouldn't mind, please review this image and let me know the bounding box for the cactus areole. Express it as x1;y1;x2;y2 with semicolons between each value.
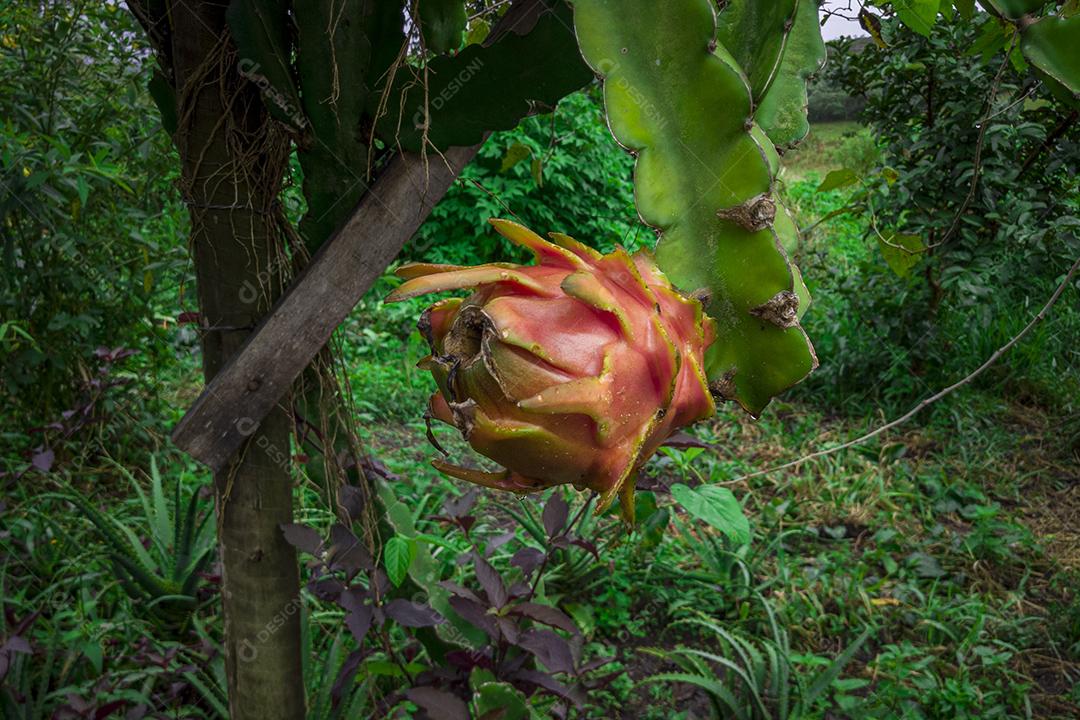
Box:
387;219;717;521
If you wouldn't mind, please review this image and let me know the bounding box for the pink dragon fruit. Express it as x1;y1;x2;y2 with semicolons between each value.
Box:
386;219;716;521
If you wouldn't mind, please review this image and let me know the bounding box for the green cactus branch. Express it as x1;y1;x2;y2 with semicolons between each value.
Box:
572;0;819;416
715;0;799;105
374;0;592;151
753;0;827;149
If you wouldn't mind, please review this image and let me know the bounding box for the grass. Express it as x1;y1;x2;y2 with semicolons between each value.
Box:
4;122;1080;718
782;121;874;181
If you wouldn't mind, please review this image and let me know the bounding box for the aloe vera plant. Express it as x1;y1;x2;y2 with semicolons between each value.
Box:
62;457;215;633
643;600;870;720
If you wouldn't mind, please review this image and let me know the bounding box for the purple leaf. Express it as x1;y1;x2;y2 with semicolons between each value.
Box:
328;524;373;575
331;648;367;707
511;602;578;634
338;484;365;520
518;629;574;674
484;531;516;557
94;701;127;719
3;636;31;654
448;595;498;638
356;455;398;482
31;448;54;473
384;599;445;628
442;488;480;519
512;668;585;707
280;523;323;555
496;616;521;645
473;554;508;609
542;492;569;537
446;648;494;672
438;580;482;604
569;538;600;561
346;606;374;644
508;581;532;599
312;577;345;602
510;547;545;577
405;686;470;720
338;587;369;614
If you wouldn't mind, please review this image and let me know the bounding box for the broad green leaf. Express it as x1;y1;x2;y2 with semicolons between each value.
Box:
755;0;828;148
980;0;1044;19
817;168;859;192
715;0;799;102
967;16;1009;64
1021;14;1080;99
574;0;816;415
418;0;467;54
500;142;532;172
377;1;591;151
894;0;939;37
382;535;415;587
473;681;528;720
954;0;976;20
670;483;751;545
878;232;926;277
146;69;177;135
466;18;490;46
378;486;486;647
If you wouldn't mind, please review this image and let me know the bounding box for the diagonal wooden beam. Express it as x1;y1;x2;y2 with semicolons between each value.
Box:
172;145;481;471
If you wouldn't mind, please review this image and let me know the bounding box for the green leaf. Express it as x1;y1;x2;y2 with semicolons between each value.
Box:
500;142;532;172
383;535;416;587
574;0;816;416
715;0;799;103
894;0;939;37
418;0;467;54
378;485;487;648
968;18;1010;65
982;0;1044;20
817;168;859;192
670;483;751;546
1021;14;1080;99
878;232;926;277
146;69;177;135
466;17;490;46
530;156;544;188
754;0;828;148
954;0;976;20
473;681;528;720
804;630;871;704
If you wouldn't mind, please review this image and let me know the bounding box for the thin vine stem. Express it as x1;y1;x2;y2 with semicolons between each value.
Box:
727;254;1080;484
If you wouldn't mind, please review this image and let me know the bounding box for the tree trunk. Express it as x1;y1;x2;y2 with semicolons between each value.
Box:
169;1;305;717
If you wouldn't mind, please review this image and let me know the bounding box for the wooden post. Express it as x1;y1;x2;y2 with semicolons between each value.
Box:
168;2;305;716
171;144;481;471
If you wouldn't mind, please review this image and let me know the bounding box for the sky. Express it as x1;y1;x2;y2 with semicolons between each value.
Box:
819;2;870;41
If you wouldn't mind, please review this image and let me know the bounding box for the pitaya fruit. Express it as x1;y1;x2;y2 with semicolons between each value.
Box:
386;219;716;521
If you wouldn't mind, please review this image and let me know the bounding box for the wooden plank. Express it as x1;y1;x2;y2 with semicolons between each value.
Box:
172;145;481;471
